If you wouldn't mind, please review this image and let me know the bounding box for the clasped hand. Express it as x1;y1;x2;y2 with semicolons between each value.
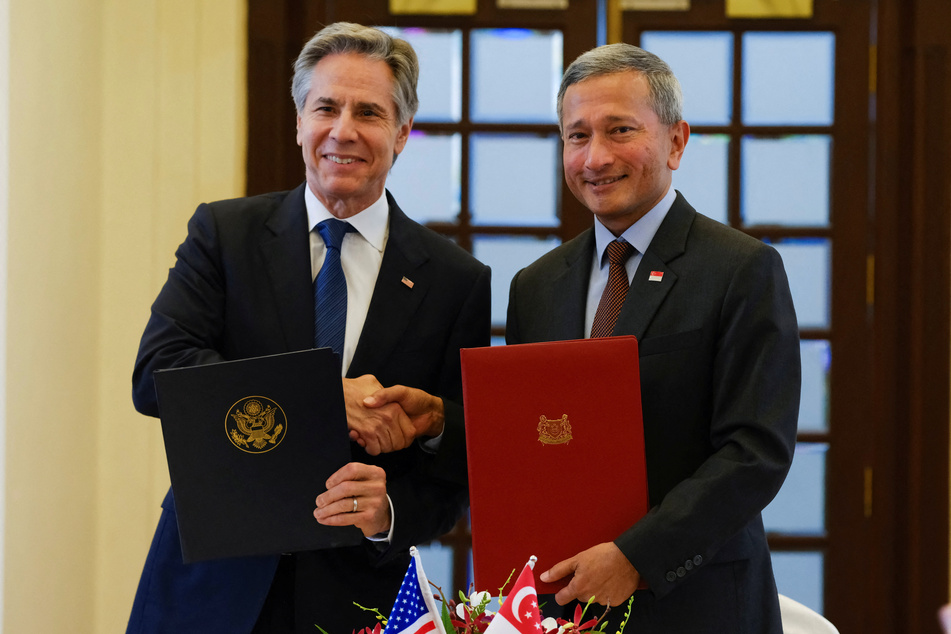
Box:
343;374;445;455
314;462;389;537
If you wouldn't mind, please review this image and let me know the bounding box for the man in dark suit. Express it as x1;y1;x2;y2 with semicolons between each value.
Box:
126;23;490;633
506;44;799;632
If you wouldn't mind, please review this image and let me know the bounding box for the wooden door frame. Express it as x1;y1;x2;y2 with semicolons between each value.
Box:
875;0;950;632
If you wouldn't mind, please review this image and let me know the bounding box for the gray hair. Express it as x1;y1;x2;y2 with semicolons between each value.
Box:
291;22;419;126
557;43;683;129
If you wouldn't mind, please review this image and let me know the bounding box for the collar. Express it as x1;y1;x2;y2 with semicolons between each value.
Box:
594;186;676;268
304;185;389;254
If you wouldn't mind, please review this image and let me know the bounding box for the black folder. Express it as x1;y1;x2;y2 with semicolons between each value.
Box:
154;348;363;563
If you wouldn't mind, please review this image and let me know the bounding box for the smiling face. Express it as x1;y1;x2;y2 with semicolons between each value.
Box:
296;52;412;218
561;70;688;235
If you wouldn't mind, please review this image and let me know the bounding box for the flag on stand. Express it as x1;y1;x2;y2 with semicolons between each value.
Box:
484;557;542;634
382;546;447;634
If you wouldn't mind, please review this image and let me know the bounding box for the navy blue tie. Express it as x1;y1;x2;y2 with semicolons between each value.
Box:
314;218;354;358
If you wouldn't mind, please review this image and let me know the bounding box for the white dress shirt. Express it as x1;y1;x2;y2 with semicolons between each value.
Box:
585;186;676;337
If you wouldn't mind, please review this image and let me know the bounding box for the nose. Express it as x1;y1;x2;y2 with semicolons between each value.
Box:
331;110;358;142
584;133;614;170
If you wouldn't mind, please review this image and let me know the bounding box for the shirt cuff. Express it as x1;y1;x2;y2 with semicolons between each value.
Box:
420;431;442;453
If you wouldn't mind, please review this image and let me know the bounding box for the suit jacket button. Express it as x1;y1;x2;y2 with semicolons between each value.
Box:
666;571;677;582
676;566;686;577
693;555;703;566
684;559;694;571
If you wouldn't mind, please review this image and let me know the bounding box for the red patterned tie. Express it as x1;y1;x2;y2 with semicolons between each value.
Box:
590;240;635;338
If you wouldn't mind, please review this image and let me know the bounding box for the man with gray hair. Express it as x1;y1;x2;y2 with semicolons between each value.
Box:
507;43;800;632
126;22;490;633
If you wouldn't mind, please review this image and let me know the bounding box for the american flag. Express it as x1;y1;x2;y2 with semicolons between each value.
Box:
382;546;447;634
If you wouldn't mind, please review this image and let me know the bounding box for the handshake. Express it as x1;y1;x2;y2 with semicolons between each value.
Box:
313;376;448;538
343;374;446;455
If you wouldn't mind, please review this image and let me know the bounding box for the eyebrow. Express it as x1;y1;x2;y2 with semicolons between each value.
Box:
311;96;336;109
565;114;639;130
355;100;389;114
311;96;390;116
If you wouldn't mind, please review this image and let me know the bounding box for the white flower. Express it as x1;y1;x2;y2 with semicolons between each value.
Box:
541;617;563;634
469;590;491;607
456;591;495;619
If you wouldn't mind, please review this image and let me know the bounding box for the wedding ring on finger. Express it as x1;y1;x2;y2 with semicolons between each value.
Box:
351;497;358;513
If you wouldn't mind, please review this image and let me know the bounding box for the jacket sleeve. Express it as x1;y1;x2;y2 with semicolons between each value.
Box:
426;264;492;487
616;244;800;598
132;203;230;418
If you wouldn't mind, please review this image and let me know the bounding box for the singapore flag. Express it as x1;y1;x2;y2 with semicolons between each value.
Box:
485;557;543;634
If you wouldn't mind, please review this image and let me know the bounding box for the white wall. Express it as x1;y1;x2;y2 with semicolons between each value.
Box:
6;1;103;629
2;1;246;631
0;0;8;625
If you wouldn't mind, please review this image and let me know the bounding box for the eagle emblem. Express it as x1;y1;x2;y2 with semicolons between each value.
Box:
225;397;286;453
537;414;572;445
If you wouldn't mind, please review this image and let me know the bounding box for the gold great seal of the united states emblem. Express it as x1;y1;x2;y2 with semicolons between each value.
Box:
225;396;286;453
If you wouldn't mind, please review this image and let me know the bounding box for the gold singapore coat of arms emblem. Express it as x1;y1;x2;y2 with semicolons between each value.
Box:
226;396;286;453
537;414;572;445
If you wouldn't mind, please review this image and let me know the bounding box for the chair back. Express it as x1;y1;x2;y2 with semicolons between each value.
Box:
779;594;839;634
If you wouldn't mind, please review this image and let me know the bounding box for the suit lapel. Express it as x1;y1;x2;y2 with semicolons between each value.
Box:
259;184;314;352
549;231;593;341
615;192;695;340
348;193;429;377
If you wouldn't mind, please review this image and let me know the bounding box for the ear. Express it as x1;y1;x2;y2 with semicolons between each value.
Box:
296;114;303;147
393;117;414;157
666;120;690;170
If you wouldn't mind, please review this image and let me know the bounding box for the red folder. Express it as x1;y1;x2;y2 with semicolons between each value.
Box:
461;337;649;595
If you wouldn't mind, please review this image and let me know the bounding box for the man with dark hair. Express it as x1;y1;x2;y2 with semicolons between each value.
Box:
127;22;490;634
507;43;800;632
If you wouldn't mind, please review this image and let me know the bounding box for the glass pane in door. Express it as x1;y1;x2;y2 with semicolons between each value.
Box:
388;132;461;224
380;27;462;122
799;340;831;433
469;133;561;226
741;135;831;227
672;133;729;225
470;28;562;123
742;32;835;126
763;443;827;535
473;235;561;327
641;31;733;126
771;239;831;330
772;551;825;614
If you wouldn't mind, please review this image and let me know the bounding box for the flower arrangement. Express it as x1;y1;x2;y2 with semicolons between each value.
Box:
318;548;633;634
341;595;631;634
431;588;632;634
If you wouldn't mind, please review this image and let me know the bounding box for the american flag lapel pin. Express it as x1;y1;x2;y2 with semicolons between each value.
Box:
401;276;415;289
649;270;664;282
